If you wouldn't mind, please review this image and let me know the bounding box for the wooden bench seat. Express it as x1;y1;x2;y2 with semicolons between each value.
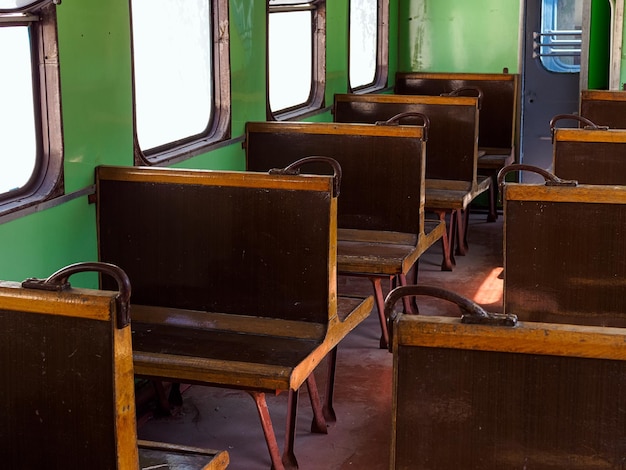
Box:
386;288;626;469
0;261;229;469
580;89;626;128
244;121;445;348
332;93;490;269
95;166;374;470
395;71;519;217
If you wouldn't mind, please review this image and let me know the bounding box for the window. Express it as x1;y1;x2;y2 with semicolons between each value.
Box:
536;0;582;73
349;0;388;92
130;0;230;164
0;0;63;213
268;0;325;119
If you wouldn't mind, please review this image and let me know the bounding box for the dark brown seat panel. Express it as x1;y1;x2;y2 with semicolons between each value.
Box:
553;128;626;185
504;181;626;327
244;121;445;345
580;89;626;129
0;264;229;470
390;312;626;470
96;165;373;469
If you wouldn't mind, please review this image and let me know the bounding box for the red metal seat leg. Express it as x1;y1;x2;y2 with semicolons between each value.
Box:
249;391;290;470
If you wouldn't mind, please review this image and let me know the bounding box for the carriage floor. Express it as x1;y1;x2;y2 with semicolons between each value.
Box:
136;210;504;470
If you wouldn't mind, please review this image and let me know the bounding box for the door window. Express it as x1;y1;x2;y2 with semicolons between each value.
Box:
537;0;582;72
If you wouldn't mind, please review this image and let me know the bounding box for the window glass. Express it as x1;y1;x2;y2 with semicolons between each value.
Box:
539;0;582;73
0;0;45;8
0;26;36;193
349;0;377;89
268;0;325;117
268;10;312;111
131;0;213;153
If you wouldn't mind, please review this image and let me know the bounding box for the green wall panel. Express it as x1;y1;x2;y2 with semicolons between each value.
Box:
57;0;134;192
0;198;97;286
398;0;521;73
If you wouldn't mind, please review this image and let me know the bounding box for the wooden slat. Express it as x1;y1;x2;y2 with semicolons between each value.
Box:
555;128;626;143
138;441;230;470
393;314;626;360
0;280;113;320
504;182;626;204
96;164;335;193
245;120;425;139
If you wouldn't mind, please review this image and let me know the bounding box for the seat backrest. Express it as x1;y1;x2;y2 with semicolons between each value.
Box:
580;89;626;129
96;166;336;325
394;72;519;151
332;93;479;183
553;128;626;185
0;262;138;469
503;180;626;326
245;121;426;235
390;312;626;469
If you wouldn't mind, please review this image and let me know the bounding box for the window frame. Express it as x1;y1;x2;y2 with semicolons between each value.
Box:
348;0;389;93
537;0;582;73
266;0;326;121
130;0;231;166
0;1;63;216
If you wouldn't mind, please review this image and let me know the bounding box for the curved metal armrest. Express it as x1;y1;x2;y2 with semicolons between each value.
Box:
269;156;342;197
22;262;132;328
384;285;517;352
549;113;608;142
497;163;577;188
375;111;430;142
442;86;484;110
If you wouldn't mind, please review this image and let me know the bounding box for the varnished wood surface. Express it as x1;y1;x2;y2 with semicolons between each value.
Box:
424;176;490;210
504;182;626;204
132;295;373;391
392;314;626;360
0;284;142;469
553;128;626;185
581;89;626;129
138;440;230;470
98;170;335;324
245;121;426;235
97;164;334;192
391;314;626;469
333;93;480;183
504;183;626;326
97;165;374;395
395;71;519;151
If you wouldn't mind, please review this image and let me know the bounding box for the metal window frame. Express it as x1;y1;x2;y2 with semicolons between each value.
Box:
537;0;583;73
266;0;326;120
0;2;64;216
348;0;389;93
131;0;232;166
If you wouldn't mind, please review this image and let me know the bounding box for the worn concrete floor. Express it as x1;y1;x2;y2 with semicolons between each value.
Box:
136;211;504;470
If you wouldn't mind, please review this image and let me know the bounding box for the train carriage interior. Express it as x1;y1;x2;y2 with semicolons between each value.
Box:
2;0;626;469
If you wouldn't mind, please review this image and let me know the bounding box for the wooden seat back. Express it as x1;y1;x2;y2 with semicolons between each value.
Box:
394;71;519;153
96;166;337;328
580;89;626;128
387;286;626;469
332;93;480;185
503;170;626;326
553;127;626;184
245;121;426;236
0;262;229;469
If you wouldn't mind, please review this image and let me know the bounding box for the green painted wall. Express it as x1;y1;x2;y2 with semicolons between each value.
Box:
397;0;521;73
